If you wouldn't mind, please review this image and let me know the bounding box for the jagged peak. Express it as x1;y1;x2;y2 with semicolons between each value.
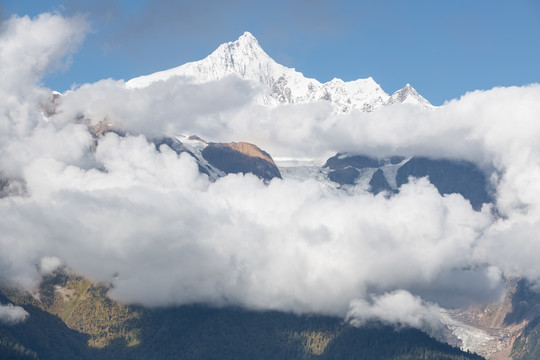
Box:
350;76;379;87
324;76;382;91
210;31;270;63
219;31;262;52
328;78;345;84
126;32;427;113
387;83;432;107
402;84;418;95
393;84;416;94
238;31;257;42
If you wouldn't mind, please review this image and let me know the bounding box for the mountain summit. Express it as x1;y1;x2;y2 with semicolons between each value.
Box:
126;32;431;112
386;84;432;107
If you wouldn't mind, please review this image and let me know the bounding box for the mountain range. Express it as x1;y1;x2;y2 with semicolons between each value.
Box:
3;31;540;360
87;32;540;360
118;33;484;211
126;32;432;113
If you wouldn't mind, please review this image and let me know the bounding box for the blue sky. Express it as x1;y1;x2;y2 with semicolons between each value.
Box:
2;0;539;105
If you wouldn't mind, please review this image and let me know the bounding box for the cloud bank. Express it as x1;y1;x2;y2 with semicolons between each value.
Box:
1;12;540;334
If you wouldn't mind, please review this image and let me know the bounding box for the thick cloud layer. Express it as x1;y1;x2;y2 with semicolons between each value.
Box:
2;162;498;313
1;12;540;333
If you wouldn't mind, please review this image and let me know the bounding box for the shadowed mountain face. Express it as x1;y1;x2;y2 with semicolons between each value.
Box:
0;292;94;360
152;137;282;181
323;153;492;210
202;142;282;181
369;169;393;195
324;154;381;170
153;137;212;177
396;157;491;211
504;280;540;360
512;317;540;360
327;167;360;185
153;137;192;155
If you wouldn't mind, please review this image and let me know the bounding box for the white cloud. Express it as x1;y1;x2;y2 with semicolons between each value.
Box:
0;13;88;89
346;290;442;332
39;256;62;275
55;75;257;139
1;159;495;314
0;304;29;325
0;13;89;178
2;11;540;333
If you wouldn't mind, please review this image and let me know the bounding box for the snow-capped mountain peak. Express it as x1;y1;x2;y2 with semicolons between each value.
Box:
236;31;260;47
126;31;276;89
210;31;274;72
126;32;430;112
387;83;432;108
239;31;257;41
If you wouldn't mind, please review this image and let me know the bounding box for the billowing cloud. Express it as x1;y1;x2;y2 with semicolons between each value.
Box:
55;75;256;138
0;12;88;88
346;290;442;332
0;12;89;178
0;304;29;325
1;11;540;336
0;144;497;315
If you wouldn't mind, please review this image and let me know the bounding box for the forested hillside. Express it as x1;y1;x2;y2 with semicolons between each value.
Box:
0;270;484;360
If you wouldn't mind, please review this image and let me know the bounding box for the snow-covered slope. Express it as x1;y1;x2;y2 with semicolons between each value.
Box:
126;32;431;112
386;83;432;108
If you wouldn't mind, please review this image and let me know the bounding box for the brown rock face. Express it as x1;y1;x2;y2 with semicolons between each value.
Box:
220;142;277;165
202;142;281;181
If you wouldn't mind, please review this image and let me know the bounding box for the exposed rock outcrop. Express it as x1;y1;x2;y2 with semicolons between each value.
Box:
328;167;359;185
324;153;380;170
322;153;491;210
202;142;281;181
